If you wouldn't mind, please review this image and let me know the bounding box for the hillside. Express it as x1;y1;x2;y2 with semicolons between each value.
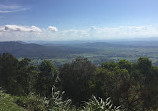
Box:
0;41;96;58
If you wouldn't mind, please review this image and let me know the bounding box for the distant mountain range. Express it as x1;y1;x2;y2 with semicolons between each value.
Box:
0;41;96;58
1;40;158;58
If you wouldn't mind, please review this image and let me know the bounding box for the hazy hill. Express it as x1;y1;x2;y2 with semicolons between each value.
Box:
0;41;96;58
1;41;158;59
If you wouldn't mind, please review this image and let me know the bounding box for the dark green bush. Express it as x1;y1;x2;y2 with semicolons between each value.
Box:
16;93;48;111
0;90;25;111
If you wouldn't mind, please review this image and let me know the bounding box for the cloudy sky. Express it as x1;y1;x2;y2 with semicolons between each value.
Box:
0;0;158;41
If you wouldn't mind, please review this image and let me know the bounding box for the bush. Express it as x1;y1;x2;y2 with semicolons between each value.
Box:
83;96;120;111
16;93;49;111
0;90;25;111
49;86;73;111
16;87;74;111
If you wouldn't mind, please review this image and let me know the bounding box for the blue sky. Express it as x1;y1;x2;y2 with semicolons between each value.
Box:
0;0;158;41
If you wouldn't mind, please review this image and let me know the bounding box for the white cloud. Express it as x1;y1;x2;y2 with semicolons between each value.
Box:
0;25;42;32
56;25;158;40
48;26;58;32
0;25;59;41
0;25;42;41
0;4;29;13
1;25;158;41
88;25;158;39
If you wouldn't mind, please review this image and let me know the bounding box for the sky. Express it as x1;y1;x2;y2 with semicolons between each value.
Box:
0;0;158;41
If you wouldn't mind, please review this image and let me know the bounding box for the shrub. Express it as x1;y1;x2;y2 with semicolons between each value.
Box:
83;96;120;111
0;90;25;111
49;86;72;111
16;93;49;111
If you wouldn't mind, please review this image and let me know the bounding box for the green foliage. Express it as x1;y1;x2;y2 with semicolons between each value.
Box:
0;90;26;111
1;53;158;111
16;93;49;111
16;86;74;111
17;58;37;95
94;57;158;110
0;53;19;95
83;96;120;111
118;59;132;73
60;57;96;105
49;86;72;111
95;64;131;107
137;57;152;75
35;59;60;97
0;53;37;95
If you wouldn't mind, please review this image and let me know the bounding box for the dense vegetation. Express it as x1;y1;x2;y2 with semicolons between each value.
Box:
0;53;158;110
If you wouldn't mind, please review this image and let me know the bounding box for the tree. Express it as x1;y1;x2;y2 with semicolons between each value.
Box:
60;57;96;105
137;57;152;75
94;60;145;110
35;60;59;97
136;57;158;110
17;58;37;95
118;59;132;73
95;63;131;106
0;53;37;95
0;53;19;95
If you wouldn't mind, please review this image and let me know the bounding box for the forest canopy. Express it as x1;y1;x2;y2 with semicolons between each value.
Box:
0;53;158;111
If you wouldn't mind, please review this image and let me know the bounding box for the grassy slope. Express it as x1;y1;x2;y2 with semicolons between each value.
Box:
0;91;26;111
